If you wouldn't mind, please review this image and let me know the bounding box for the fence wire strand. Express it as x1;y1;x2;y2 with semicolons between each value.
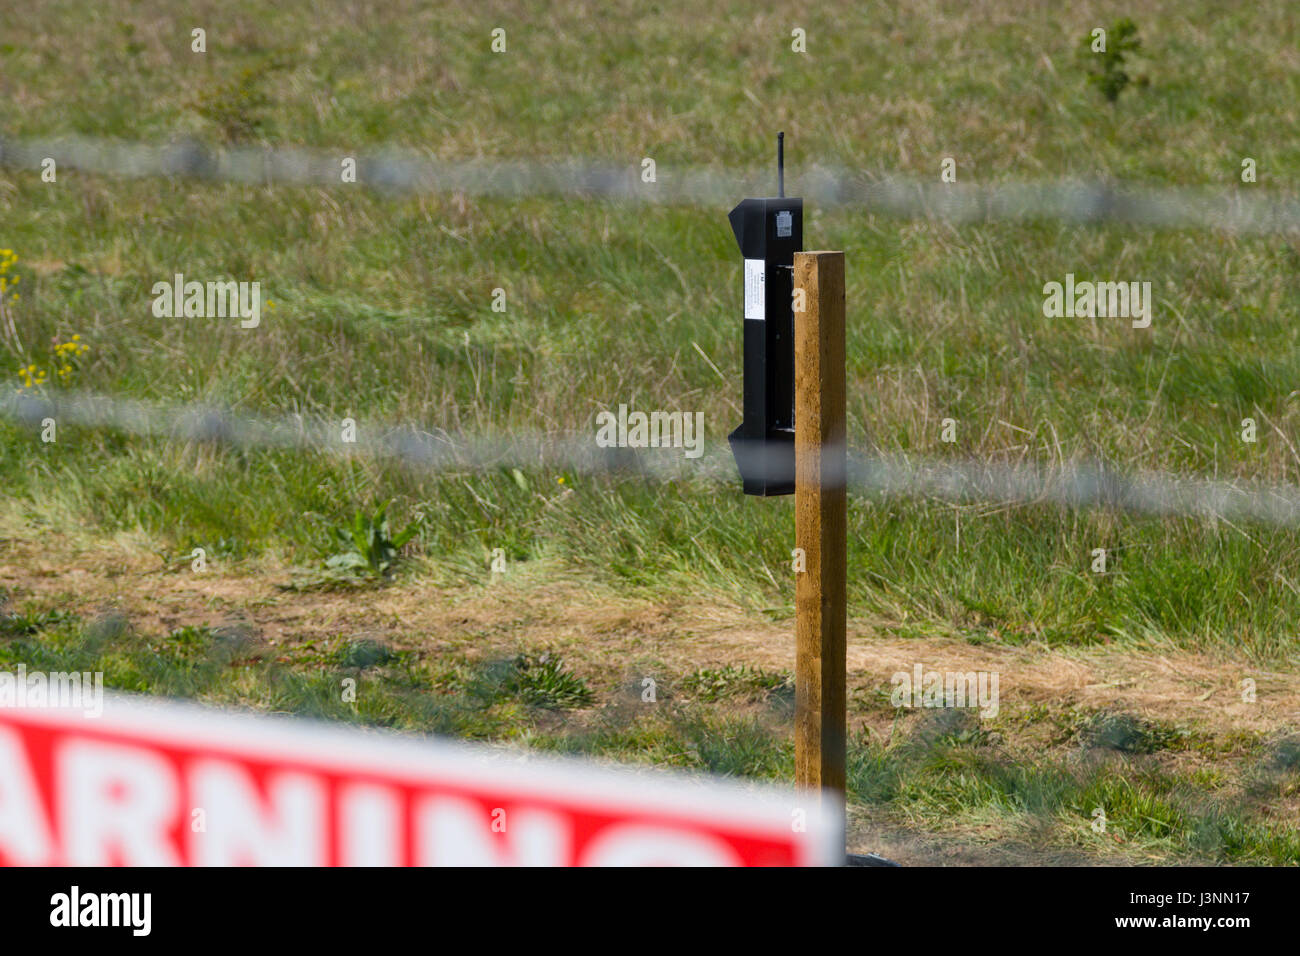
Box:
6;389;1300;529
3;134;1299;233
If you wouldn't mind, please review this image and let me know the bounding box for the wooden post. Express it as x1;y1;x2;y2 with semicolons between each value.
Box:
793;251;847;800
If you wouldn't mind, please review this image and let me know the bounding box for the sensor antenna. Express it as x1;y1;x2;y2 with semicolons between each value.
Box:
777;132;785;198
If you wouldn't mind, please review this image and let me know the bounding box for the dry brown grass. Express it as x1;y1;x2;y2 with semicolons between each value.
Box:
4;525;1297;864
3;527;1293;740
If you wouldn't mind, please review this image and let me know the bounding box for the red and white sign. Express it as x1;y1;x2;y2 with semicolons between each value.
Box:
0;694;842;866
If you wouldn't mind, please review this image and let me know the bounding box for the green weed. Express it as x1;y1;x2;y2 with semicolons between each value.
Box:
325;499;420;578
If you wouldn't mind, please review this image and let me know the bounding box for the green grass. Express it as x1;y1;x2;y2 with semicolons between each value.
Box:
3;0;1300;861
680;663;794;703
3;3;1300;660
3;608;1295;863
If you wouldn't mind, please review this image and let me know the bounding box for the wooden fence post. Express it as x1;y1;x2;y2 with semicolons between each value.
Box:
793;251;847;801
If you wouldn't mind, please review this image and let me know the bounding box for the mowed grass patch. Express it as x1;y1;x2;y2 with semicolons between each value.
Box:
1;606;1296;864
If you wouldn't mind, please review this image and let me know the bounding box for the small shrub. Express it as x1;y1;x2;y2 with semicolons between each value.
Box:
0;607;75;637
1;247;23;350
1080;18;1142;104
1080;711;1189;754
505;653;593;709
117;21;144;59
1269;736;1300;772
190;63;279;143
338;638;395;669
162;625;212;659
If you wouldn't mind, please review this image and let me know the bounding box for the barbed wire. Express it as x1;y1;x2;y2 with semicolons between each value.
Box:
2;134;1298;233
6;135;1300;526
5;388;1300;528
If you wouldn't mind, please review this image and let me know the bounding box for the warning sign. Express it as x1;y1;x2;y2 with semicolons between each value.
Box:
0;694;842;866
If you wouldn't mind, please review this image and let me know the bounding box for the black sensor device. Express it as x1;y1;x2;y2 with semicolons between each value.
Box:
727;132;803;495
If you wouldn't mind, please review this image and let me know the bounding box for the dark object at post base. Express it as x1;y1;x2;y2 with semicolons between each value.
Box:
846;852;902;867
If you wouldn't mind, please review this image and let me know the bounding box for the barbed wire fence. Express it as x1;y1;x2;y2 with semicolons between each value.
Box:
4;134;1300;233
4;134;1300;529
6;389;1300;530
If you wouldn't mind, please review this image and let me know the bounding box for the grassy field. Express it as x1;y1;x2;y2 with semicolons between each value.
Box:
2;0;1300;863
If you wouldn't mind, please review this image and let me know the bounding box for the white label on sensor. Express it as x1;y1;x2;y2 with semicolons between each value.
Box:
744;258;765;320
